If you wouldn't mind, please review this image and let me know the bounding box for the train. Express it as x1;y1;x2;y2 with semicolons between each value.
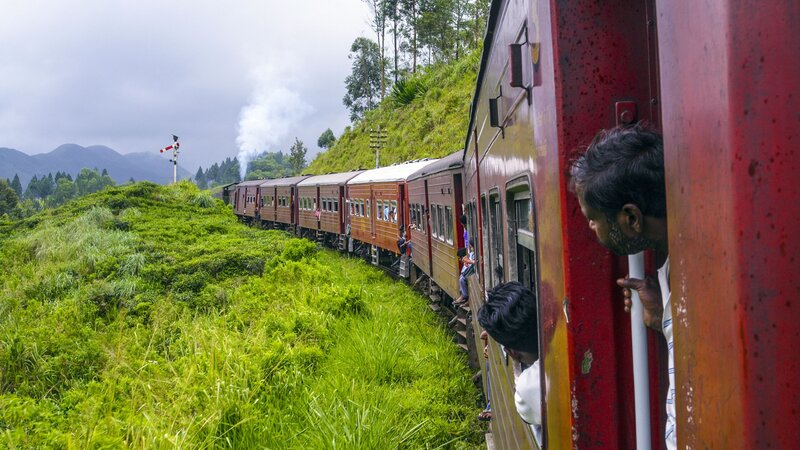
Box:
232;0;799;448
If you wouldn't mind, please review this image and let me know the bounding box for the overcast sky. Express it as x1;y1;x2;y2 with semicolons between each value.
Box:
0;0;372;173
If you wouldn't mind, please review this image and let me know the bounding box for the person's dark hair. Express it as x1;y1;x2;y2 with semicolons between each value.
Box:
478;281;538;355
570;124;666;220
460;214;468;225
457;247;467;258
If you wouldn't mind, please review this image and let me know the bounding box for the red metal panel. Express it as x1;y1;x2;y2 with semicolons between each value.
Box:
657;1;800;447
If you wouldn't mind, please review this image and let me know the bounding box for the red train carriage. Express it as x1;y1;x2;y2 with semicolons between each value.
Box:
233;180;266;221
346;160;438;263
296;171;364;244
258;179;277;224
260;175;311;230
406;151;465;303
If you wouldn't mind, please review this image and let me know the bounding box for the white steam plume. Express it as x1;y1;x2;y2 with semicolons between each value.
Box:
236;63;312;180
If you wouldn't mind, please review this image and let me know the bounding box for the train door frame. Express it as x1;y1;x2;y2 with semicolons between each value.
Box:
315;186;321;230
339;186;346;234
369;186;375;239
424;180;434;275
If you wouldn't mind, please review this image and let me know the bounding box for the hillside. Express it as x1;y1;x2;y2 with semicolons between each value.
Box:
0;182;482;448
0;144;192;188
307;50;480;174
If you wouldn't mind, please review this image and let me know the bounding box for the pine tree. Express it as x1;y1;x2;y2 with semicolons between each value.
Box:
195;166;208;189
10;174;22;198
25;175;39;199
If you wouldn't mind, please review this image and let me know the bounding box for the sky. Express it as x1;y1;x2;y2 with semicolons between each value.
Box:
0;0;373;174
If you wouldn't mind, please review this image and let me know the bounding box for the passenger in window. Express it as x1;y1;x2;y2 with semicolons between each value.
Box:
454;239;476;307
571;124;674;450
461;214;469;245
477;281;542;444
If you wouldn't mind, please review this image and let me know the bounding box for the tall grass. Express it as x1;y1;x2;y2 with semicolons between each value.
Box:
0;182;483;449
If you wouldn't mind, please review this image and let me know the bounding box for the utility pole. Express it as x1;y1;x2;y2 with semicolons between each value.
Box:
369;127;387;168
158;135;181;184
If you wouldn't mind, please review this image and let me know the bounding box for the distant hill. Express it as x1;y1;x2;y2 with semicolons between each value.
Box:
0;144;192;188
306;49;480;174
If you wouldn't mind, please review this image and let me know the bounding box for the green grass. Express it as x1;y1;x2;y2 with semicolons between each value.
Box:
0;181;483;449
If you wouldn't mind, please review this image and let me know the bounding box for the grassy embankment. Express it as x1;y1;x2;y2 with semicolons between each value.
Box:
0;181;482;448
306;50;480;174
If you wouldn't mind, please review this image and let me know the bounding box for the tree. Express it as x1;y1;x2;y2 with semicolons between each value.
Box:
24;175;39;199
75;168;115;196
50;177;77;206
220;158;241;184
400;0;420;72
195;167;208;189
245;151;294;180
289;138;308;175
363;0;390;99
10;174;22;198
317;129;337;150
343;37;384;122
0;179;18;215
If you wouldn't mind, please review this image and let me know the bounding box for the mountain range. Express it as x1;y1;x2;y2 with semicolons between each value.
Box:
0;144;192;188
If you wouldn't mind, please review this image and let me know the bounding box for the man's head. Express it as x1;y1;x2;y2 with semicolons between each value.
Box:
478;281;538;365
570;124;667;255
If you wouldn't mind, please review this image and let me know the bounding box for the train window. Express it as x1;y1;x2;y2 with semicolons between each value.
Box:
334;199;339;212
489;192;504;288
437;205;444;241
366;200;371;218
431;204;439;238
376;200;382;220
360;200;365;217
390;201;397;223
445;206;453;244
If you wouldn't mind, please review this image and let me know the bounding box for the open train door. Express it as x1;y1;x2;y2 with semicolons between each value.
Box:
544;0;667;447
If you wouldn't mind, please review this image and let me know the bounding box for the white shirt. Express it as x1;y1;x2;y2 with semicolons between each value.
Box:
659;257;677;450
514;361;543;446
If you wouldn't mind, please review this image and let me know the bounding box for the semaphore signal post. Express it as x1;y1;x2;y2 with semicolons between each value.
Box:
158;135;181;184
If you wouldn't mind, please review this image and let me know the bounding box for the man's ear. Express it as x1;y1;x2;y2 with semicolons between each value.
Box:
619;203;644;234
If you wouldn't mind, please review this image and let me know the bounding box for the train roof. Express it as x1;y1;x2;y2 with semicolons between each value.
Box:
236;179;266;187
296;170;365;187
347;159;439;185
259;175;312;188
407;151;464;181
